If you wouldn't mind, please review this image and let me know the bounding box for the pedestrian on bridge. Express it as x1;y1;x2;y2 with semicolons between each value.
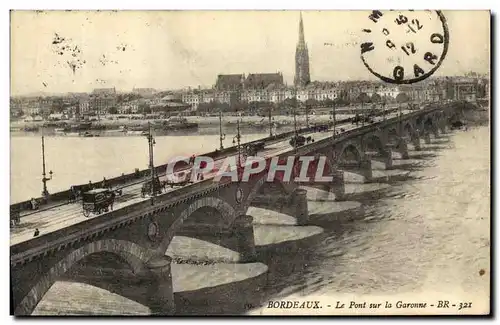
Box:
30;198;38;210
102;177;107;188
33;228;40;237
110;191;115;211
69;186;78;202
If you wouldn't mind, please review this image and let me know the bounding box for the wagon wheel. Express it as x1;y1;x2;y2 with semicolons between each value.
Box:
83;209;91;218
141;191;145;198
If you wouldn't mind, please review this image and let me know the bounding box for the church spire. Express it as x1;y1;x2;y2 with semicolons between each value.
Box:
298;12;306;49
294;12;310;88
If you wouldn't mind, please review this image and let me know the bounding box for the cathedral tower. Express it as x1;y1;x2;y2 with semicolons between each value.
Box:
294;12;311;88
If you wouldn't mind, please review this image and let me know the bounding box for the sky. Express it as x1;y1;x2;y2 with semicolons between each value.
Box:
10;10;490;96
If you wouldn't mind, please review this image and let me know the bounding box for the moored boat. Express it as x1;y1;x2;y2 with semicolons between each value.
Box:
64;122;92;133
156;117;199;133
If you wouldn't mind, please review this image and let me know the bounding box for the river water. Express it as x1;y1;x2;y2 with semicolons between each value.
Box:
10;129;270;204
11;126;490;315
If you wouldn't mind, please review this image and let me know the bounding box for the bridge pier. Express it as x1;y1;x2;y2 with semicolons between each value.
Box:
146;255;175;315
250;189;308;226
424;133;431;144
412;135;421;151
339;159;373;183
330;169;345;201
367;150;392;170
176;219;257;263
291;188;309;226
385;147;394;168
396;141;410;159
439;121;447;134
234;215;256;262
433;126;439;139
360;159;373;183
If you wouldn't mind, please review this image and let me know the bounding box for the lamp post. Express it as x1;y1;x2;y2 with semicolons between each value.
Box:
293;105;298;138
398;100;403;132
232;119;242;169
219;110;226;150
383;101;386;121
147;122;156;205
332;101;337;138
268;106;273;137
305;103;309;129
361;99;365;127
41;135;53;199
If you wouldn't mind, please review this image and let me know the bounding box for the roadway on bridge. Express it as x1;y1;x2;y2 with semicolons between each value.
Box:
10;110;408;246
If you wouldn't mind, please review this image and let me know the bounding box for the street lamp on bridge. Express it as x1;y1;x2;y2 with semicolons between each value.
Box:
268;106;273;137
219;110;226;150
382;101;387;121
232;118;242;170
330;101;336;139
305;103;310;129
41;134;54;200
146;122;156;206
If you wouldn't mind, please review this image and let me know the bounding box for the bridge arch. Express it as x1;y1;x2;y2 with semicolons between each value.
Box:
243;171;296;213
402;121;414;138
386;127;400;144
415;116;425;135
448;108;465;123
423;116;435;132
336;142;363;165
158;196;236;254
14;239;154;316
362;134;386;155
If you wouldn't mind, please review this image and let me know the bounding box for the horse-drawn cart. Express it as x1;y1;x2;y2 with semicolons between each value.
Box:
82;188;115;217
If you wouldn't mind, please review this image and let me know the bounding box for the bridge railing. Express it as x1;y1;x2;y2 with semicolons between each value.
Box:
10;174;230;262
292;104;442;157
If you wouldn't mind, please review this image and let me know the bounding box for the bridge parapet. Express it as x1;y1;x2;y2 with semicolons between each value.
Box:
10;175;232;265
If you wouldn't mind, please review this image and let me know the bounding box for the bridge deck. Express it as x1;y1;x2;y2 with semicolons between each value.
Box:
10;110;407;247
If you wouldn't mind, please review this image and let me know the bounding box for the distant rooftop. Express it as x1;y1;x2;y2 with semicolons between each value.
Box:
215;74;245;91
92;87;116;95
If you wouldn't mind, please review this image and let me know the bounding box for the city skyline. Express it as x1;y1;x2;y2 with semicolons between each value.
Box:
11;10;490;96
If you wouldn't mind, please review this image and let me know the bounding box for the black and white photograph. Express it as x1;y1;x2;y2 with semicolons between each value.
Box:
8;9;490;316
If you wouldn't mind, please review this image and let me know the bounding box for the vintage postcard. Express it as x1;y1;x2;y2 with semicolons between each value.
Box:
9;10;490;316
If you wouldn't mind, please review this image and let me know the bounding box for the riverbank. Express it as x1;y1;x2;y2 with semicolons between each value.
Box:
10;114;349;130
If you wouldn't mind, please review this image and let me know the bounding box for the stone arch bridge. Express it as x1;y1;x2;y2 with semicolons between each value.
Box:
10;102;462;315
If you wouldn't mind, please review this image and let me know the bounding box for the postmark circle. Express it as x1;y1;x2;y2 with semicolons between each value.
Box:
360;10;449;84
